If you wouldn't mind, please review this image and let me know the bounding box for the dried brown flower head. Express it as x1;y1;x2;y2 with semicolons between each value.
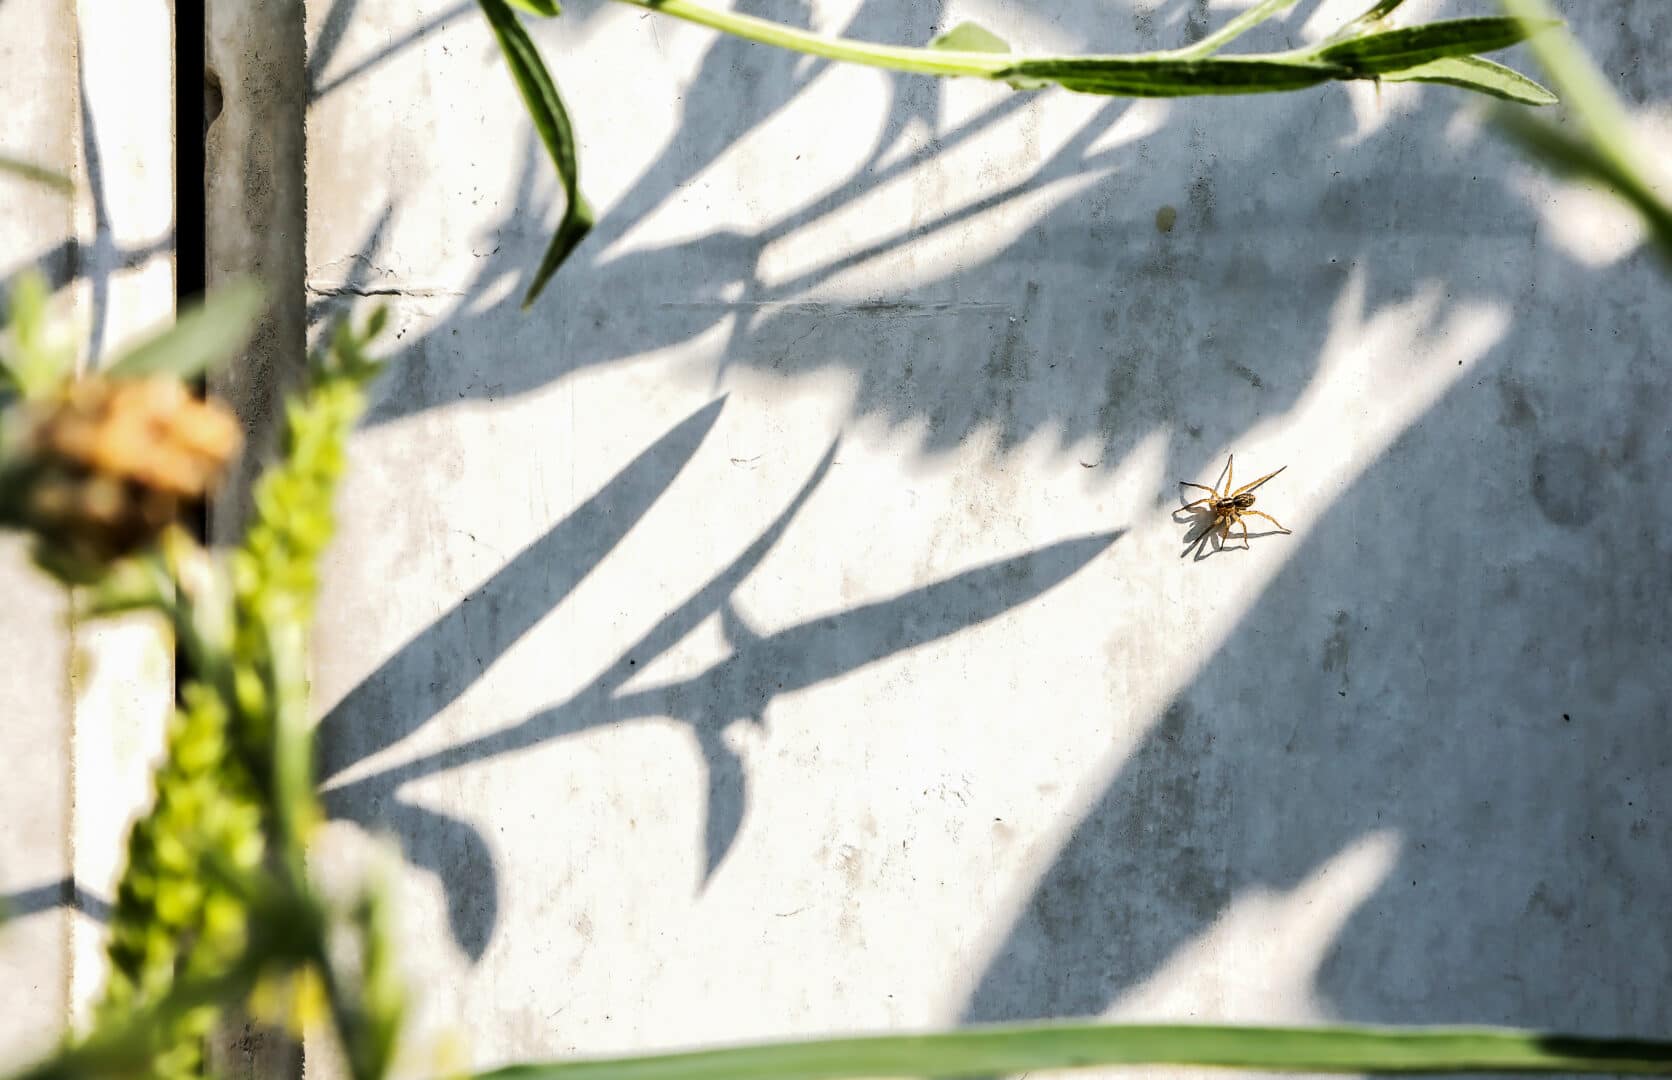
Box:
3;376;241;568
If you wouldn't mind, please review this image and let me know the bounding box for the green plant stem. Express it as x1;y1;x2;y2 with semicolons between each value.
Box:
610;0;1321;79
609;0;1012;77
266;618;315;885
476;1022;1672;1080
1169;0;1298;60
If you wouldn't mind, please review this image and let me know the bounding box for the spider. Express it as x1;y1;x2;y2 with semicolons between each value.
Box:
1178;454;1292;550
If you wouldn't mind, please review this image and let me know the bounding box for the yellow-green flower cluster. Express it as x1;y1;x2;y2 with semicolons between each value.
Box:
228;312;385;765
98;683;265;1080
91;310;389;1080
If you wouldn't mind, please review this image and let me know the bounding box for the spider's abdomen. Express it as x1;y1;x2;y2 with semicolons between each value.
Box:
1226;493;1257;510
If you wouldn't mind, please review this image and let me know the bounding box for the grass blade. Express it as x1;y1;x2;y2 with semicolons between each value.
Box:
473;1022;1672;1080
0;154;72;193
1381;56;1555;105
1316;17;1557;75
1496;108;1672;260
105;279;266;379
1493;0;1672;263
506;0;562;13
477;0;595;307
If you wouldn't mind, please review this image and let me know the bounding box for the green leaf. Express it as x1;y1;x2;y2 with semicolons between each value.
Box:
1;271;75;397
75;554;175;620
0;153;72;193
106;279;267;380
929;22;1010;54
1382;55;1556;105
1316;17;1558;75
474;1022;1672;1080
477;0;596;308
1000;56;1345;97
506;0;562;13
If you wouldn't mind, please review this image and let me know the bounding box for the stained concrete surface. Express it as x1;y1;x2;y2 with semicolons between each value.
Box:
300;0;1672;1069
0;0;80;1060
0;0;176;1063
8;0;1671;1075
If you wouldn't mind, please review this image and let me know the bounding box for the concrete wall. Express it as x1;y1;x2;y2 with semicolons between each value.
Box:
0;0;177;1064
5;0;1671;1077
303;0;1672;1072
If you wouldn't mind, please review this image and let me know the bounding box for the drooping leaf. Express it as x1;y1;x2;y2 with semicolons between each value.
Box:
929;22;1011;54
477;0;595;308
473;1021;1672;1080
1316;17;1558;76
1000;55;1345;97
106;278;267;380
0;153;72;193
1381;55;1555;105
506;0;562;13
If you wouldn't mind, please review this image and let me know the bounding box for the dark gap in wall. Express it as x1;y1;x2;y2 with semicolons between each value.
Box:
176;0;208;550
176;0;207;305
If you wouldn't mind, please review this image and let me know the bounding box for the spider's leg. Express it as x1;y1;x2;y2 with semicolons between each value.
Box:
1238;516;1252;549
1244;509;1291;533
1232;464;1288;497
1224;454;1234;494
1180;481;1219;501
1178;496;1213;511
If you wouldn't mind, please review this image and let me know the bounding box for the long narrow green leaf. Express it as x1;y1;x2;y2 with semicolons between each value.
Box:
0;153;72;192
473;1022;1672;1080
1171;0;1299;61
477;0;595;308
105;278;266;379
1316;17;1557;75
1001;56;1345;97
1381;56;1555;105
507;0;562;13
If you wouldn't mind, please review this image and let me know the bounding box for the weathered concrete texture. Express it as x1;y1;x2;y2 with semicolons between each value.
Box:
0;0;177;1064
303;0;1671;1073
0;0;80;1063
202;8;312;1075
207;0;310;542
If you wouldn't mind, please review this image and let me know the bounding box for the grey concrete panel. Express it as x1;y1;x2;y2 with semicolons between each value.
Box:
286;0;1672;1071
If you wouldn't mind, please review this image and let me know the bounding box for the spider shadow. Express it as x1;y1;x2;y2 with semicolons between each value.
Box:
1172;505;1289;561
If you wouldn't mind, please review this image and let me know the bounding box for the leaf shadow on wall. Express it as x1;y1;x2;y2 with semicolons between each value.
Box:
312;0;1672;1031
318;402;1122;955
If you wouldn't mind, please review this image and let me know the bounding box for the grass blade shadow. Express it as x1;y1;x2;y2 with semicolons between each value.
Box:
316;397;727;781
